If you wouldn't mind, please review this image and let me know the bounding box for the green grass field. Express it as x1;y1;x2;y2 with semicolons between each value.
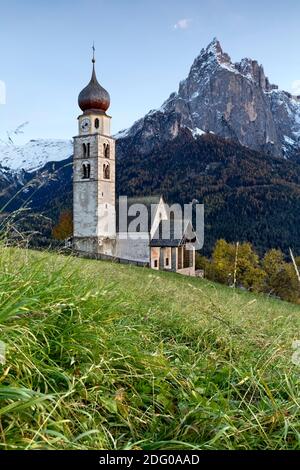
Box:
0;246;300;450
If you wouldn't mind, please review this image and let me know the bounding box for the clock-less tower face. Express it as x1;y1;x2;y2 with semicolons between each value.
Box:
80;117;91;133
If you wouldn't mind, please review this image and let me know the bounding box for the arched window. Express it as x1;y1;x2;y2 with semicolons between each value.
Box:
87;143;90;157
82;162;91;179
103;162;110;180
82;143;87;157
87;163;91;178
103;143;110;158
95;118;99;129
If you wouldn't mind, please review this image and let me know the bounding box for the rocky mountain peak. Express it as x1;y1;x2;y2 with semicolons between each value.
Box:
195;39;273;81
191;39;276;91
187;37;233;82
204;37;232;64
117;38;300;160
235;57;278;91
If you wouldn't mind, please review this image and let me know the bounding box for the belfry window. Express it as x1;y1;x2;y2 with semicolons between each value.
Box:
95;118;99;129
103;143;110;158
82;143;87;157
87;143;90;157
103;162;110;180
82;162;91;179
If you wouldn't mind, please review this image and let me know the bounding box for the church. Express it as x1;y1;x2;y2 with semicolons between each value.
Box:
73;51;197;276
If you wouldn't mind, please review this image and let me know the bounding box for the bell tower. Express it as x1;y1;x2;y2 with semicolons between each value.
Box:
73;46;116;255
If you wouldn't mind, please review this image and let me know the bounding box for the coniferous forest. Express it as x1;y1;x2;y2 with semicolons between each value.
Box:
117;130;300;256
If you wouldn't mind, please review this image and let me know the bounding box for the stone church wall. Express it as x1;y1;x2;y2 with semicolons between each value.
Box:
116;233;150;263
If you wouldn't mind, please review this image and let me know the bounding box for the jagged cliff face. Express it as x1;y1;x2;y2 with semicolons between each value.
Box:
117;38;300;159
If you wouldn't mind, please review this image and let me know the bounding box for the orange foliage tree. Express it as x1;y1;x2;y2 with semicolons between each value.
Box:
52;211;73;241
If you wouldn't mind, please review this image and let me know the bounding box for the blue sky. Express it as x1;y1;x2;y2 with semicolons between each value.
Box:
0;0;300;144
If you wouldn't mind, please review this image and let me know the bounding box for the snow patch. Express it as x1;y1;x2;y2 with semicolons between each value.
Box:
114;128;130;139
0;139;73;173
186;126;206;139
190;91;200;100
192;127;206;137
284;135;296;145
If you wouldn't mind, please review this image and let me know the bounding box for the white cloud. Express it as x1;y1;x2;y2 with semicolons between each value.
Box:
291;80;300;96
174;18;191;30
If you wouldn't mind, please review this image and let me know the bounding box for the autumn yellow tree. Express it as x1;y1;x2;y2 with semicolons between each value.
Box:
263;249;299;302
211;239;235;284
236;243;265;291
210;240;265;290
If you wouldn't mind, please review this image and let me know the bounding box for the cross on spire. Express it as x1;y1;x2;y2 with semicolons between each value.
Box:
92;42;95;64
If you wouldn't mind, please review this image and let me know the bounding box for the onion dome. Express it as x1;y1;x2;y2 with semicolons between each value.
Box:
78;46;110;112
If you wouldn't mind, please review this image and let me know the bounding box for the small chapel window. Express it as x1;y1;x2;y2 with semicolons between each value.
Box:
165;257;169;267
103;162;110;180
154;260;158;268
103;143;110;158
95;118;99;129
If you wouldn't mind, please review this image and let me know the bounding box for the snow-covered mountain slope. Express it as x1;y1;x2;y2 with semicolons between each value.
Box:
117;38;300;159
0;139;73;173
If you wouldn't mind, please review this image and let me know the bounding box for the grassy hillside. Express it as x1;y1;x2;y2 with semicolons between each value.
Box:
0;246;300;450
